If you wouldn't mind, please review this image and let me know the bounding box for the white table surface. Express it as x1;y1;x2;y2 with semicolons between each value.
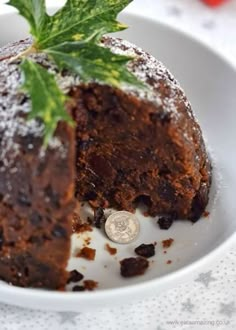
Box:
0;0;236;329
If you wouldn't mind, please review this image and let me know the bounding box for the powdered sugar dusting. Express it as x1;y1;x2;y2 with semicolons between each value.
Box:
103;37;193;120
0;40;68;170
0;36;196;172
0;55;43;169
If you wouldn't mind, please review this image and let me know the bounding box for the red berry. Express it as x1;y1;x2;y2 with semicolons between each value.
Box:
201;0;227;6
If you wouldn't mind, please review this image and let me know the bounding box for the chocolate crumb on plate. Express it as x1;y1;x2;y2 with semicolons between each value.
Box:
162;238;174;248
83;280;98;291
67;270;84;283
73;223;93;234
166;260;172;264
93;207;106;228
76;247;96;260
158;215;174;230
203;211;210;217
134;243;155;258
120;257;149;277
72;285;85;292
105;243;117;255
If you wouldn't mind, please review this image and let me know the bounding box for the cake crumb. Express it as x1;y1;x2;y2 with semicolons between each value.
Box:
203;211;210;217
162;238;174;248
83;280;98;291
73;223;93;234
166;260;172;264
105;243;117;255
77;247;96;260
120;257;149;277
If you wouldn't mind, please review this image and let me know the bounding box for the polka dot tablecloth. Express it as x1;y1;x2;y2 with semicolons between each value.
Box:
0;0;236;329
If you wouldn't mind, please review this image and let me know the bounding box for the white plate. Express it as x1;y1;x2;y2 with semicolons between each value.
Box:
0;10;236;312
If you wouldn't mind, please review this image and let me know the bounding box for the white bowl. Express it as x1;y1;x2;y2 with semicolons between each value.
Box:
0;10;236;312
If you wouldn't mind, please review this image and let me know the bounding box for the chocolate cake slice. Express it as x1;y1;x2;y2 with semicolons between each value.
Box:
0;37;211;289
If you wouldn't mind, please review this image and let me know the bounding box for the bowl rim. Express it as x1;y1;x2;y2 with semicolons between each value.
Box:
0;10;235;306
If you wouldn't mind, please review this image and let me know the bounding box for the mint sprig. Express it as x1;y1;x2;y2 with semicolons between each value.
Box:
7;0;144;145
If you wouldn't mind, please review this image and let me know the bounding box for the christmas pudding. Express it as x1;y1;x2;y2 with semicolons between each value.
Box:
0;0;211;289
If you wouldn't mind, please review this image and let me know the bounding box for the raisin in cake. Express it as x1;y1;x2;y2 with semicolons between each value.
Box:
0;37;211;289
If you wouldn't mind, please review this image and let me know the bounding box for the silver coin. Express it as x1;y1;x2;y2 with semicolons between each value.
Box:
105;211;140;244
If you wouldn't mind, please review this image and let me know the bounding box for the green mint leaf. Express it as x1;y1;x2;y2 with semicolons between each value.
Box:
7;0;48;39
46;41;144;88
21;59;74;145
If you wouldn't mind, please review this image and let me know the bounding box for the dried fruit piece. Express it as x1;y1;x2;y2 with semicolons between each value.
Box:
120;257;149;277
72;285;85;292
94;207;106;228
134;243;155;258
67;270;84;283
157;216;174;230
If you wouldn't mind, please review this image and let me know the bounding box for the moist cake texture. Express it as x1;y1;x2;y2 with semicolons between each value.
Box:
0;37;211;289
